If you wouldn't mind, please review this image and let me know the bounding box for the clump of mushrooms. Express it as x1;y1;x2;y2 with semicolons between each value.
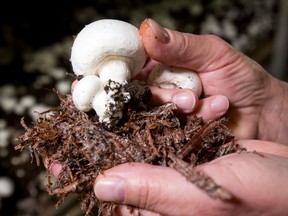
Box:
71;19;147;127
71;19;202;127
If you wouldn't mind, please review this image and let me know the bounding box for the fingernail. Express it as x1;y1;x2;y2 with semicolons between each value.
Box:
211;96;229;115
147;18;170;44
172;91;196;113
94;176;126;202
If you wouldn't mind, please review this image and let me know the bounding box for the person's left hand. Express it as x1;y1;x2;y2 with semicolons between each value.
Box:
91;140;288;216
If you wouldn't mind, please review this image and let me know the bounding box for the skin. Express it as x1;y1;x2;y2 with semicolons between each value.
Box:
52;18;288;216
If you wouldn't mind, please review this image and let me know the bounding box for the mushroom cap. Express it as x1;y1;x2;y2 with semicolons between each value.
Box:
147;64;202;97
70;19;147;77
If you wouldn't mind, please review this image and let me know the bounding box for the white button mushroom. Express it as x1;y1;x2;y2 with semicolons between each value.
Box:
70;19;147;82
72;75;104;112
70;19;147;127
147;64;202;97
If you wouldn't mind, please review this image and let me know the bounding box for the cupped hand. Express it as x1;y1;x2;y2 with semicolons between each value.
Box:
138;18;285;143
93;140;288;216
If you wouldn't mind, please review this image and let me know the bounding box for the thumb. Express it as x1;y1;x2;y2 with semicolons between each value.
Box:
94;163;221;216
140;18;236;72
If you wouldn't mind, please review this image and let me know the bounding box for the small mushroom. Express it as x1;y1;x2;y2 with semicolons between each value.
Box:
147;64;202;97
72;75;103;112
70;19;147;127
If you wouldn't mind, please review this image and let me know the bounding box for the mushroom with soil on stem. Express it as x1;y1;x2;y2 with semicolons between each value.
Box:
147;63;202;97
70;19;147;127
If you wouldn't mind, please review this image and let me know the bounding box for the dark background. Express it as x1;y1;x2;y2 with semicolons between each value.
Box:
0;1;287;215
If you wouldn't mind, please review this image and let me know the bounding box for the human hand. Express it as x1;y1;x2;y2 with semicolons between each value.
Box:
53;19;288;216
93;140;288;216
138;18;288;144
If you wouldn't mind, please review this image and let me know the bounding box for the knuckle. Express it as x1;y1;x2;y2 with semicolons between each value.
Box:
136;178;162;211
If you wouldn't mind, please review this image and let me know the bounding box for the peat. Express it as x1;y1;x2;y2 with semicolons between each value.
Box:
15;81;242;215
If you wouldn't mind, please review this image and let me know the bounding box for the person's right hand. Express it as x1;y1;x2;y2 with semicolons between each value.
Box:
138;18;288;145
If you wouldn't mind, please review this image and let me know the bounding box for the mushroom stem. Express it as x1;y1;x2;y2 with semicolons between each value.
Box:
97;57;133;83
92;80;131;127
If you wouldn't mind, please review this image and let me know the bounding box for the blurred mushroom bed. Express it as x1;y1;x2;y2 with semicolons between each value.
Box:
0;0;284;215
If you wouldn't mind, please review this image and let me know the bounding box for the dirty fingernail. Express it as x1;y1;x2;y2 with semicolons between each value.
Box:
172;91;196;113
211;96;229;115
147;18;170;44
94;176;126;202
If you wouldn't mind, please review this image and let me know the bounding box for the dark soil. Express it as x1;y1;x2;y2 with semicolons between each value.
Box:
15;80;243;216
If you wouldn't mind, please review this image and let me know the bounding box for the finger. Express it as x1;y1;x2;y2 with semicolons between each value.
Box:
115;204;160;216
140;18;238;73
48;161;62;177
149;86;199;114
71;79;78;92
236;139;288;158
43;157;62;177
94;163;225;216
193;95;229;121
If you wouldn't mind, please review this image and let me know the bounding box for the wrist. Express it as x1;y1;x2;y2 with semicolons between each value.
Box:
258;77;288;145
